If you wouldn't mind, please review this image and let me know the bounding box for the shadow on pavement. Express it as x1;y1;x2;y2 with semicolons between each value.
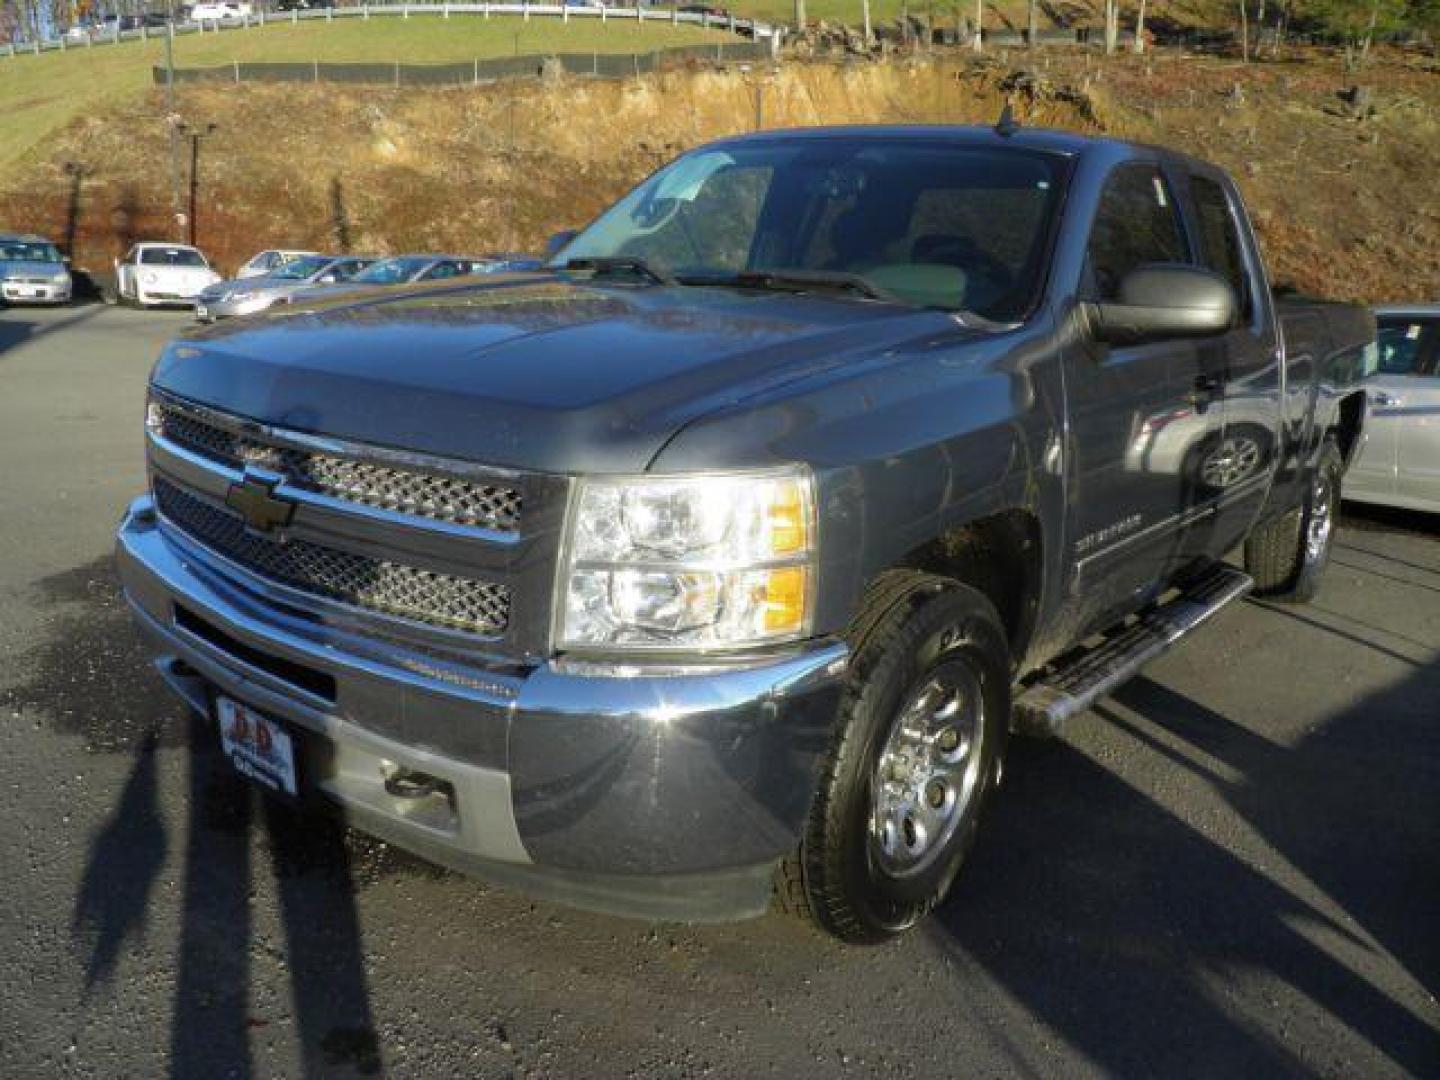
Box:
71;731;167;994
928;660;1440;1077
0;302;106;358
10;558;397;1077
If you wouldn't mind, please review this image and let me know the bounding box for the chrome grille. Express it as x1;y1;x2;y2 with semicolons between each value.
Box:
153;477;510;636
154;401;523;532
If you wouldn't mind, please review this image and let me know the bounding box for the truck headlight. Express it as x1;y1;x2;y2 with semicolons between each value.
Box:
558;469;816;651
52;272;70;285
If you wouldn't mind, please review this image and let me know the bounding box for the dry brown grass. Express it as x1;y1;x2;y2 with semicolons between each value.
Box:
6;48;1438;301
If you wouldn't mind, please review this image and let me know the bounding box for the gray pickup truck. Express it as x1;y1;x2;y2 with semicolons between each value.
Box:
116;124;1373;943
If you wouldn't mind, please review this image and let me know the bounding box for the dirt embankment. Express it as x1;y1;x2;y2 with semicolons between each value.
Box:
5;50;1438;300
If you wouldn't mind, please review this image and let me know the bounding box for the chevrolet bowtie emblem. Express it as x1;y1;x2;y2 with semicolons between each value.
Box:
225;474;296;534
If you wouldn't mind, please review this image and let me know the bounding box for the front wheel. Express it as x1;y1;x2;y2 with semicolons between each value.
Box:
1244;441;1342;603
776;571;1009;943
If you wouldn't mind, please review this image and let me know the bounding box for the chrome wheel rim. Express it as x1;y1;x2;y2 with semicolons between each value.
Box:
1305;471;1334;561
1200;435;1261;489
869;660;985;879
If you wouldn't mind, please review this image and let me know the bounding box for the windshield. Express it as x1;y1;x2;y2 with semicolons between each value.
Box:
141;247;208;267
556;140;1066;320
271;255;333;280
0;240;63;264
354;257;429;285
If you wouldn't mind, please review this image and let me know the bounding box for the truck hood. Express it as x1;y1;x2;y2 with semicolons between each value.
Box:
153;276;977;473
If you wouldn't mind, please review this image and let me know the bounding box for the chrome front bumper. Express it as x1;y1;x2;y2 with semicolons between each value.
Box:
116;495;847;921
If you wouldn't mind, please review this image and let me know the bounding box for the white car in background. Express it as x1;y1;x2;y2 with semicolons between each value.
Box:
188;1;253;20
114;243;221;308
1346;304;1440;514
189;2;253;20
236;248;319;280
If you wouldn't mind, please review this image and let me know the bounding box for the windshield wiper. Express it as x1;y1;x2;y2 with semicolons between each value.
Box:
562;256;677;287
725;269;899;304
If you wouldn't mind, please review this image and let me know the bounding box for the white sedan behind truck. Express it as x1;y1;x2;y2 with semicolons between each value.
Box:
114;243;221;309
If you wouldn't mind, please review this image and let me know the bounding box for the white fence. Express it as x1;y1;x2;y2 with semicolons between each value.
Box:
1;4;780;60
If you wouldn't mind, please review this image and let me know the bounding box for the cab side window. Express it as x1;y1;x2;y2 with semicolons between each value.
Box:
423;262;462;281
1083;165;1189;301
1190;175;1252;323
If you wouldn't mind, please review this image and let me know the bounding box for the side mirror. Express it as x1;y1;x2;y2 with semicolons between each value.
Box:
1084;264;1236;345
544;229;578;259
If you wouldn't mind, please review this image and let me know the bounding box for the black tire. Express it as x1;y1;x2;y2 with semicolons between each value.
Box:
1245;441;1343;603
776;571;1010;943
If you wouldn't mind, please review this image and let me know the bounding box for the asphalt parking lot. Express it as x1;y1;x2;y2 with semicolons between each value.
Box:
1;302;1437;1079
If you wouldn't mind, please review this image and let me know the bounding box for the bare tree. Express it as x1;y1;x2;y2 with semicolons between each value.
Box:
1238;0;1250;61
1133;0;1148;51
1028;0;1038;47
794;0;806;31
1104;0;1120;53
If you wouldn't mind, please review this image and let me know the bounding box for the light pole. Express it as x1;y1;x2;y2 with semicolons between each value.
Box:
180;122;218;249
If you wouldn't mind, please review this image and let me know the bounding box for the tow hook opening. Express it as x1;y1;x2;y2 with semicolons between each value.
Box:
382;765;452;802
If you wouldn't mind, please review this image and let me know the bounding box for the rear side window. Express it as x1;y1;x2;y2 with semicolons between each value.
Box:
1190;175;1252;322
1376;318;1439;377
1083;165;1188;301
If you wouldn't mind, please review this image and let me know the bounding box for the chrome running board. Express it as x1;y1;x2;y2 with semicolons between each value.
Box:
1012;564;1254;738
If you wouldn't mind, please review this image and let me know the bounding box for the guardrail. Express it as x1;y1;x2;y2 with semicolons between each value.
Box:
153;39;775;84
1;4;779;61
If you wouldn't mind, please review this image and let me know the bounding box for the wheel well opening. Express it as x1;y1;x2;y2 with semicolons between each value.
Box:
901;510;1042;664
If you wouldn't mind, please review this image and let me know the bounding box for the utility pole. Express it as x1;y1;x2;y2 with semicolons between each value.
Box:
62;161;87;260
182;122;217;248
164;0;184;236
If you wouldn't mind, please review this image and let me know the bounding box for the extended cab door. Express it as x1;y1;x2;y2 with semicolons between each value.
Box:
1180;169;1283;557
1065;161;1225;625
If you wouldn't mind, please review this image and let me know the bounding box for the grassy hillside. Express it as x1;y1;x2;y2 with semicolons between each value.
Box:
0;17;732;175
4;49;1437;303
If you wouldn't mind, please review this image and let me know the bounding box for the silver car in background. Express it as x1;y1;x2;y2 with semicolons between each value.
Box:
0;234;72;305
195;254;374;322
235;248;318;280
282;254;487;306
1347;304;1440;514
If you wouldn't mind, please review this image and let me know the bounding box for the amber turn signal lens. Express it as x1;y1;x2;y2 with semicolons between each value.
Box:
762;566;808;634
767;480;811;556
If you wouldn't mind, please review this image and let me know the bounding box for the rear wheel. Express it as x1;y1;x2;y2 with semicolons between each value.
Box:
776;571;1009;943
1245;441;1342;603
